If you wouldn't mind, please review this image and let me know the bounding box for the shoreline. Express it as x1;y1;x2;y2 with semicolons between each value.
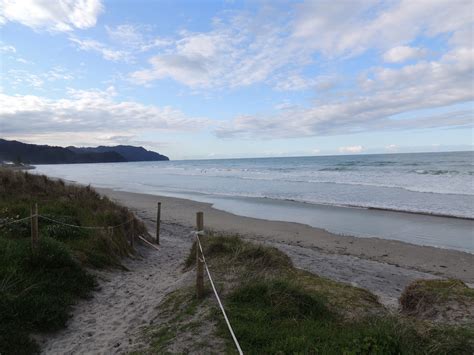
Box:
97;187;474;284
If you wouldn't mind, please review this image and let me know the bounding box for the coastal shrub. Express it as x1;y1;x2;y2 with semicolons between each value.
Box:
0;169;147;354
185;234;292;270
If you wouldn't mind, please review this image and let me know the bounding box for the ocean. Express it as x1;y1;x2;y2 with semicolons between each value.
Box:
33;151;474;253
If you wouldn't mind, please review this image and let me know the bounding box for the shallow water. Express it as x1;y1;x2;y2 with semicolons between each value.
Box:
33;151;474;252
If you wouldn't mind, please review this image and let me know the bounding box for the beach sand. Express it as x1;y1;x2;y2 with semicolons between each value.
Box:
100;189;473;301
40;187;473;353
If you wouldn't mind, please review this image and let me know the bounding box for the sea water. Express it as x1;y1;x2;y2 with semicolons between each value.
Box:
33;151;474;252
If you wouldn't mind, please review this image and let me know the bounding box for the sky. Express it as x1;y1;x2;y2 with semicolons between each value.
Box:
0;0;473;160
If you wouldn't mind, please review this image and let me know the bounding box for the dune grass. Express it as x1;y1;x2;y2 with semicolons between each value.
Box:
144;234;474;354
400;279;474;324
0;169;146;354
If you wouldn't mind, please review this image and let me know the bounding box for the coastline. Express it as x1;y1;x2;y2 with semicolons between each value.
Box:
97;187;474;285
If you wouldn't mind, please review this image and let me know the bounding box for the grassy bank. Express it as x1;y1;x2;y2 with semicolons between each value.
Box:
0;169;147;354
139;234;474;354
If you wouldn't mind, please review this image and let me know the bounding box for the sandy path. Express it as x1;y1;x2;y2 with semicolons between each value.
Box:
39;221;193;354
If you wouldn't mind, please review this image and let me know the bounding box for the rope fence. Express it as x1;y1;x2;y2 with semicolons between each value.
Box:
0;202;162;251
38;215;135;230
0;214;135;231
193;214;244;355
1;203;242;353
0;215;33;228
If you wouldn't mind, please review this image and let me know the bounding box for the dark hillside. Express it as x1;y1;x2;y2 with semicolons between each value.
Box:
0;139;169;164
68;145;169;161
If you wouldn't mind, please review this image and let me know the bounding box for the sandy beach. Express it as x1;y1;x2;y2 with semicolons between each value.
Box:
38;186;473;353
99;188;473;300
99;189;473;280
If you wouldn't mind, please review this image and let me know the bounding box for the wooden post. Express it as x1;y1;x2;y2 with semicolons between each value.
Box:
156;202;161;245
196;212;204;299
31;203;39;250
130;217;135;249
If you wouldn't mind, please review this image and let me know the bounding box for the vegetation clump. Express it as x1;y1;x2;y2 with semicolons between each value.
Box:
400;279;474;324
0;169;146;354
144;234;474;354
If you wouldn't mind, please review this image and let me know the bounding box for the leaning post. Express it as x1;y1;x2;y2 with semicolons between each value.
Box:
31;203;39;250
156;202;161;245
130;215;135;249
196;211;204;299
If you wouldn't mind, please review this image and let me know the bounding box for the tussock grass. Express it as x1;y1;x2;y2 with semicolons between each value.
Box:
145;234;474;354
0;169;147;354
400;279;474;324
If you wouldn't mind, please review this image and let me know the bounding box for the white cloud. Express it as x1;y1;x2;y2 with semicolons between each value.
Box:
0;43;16;53
69;37;130;62
130;13;303;89
292;0;472;57
106;24;144;47
106;23;172;52
383;46;427;63
0;87;210;145
216;45;474;138
5;67;74;89
339;145;364;154
7;69;44;88
130;0;472;91
0;0;103;32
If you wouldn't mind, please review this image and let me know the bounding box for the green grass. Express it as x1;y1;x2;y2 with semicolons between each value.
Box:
147;234;474;354
0;169;147;354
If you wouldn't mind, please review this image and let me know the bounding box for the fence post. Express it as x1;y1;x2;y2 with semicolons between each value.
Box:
130;216;135;249
196;212;204;299
31;203;39;250
156;202;161;245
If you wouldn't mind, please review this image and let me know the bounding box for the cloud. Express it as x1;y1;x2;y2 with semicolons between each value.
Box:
5;67;74;89
0;87;211;145
383;46;427;63
339;145;364;154
0;43;15;53
0;0;103;32
106;24;144;47
69;37;130;62
130;0;472;91
129;12;303;89
105;24;172;52
216;45;474;138
385;144;399;152
292;0;472;57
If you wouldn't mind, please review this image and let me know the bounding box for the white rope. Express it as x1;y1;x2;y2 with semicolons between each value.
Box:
137;234;160;251
38;215;135;230
195;232;244;355
0;215;33;228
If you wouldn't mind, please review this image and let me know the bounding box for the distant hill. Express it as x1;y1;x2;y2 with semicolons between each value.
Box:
0;139;169;164
67;145;169;162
